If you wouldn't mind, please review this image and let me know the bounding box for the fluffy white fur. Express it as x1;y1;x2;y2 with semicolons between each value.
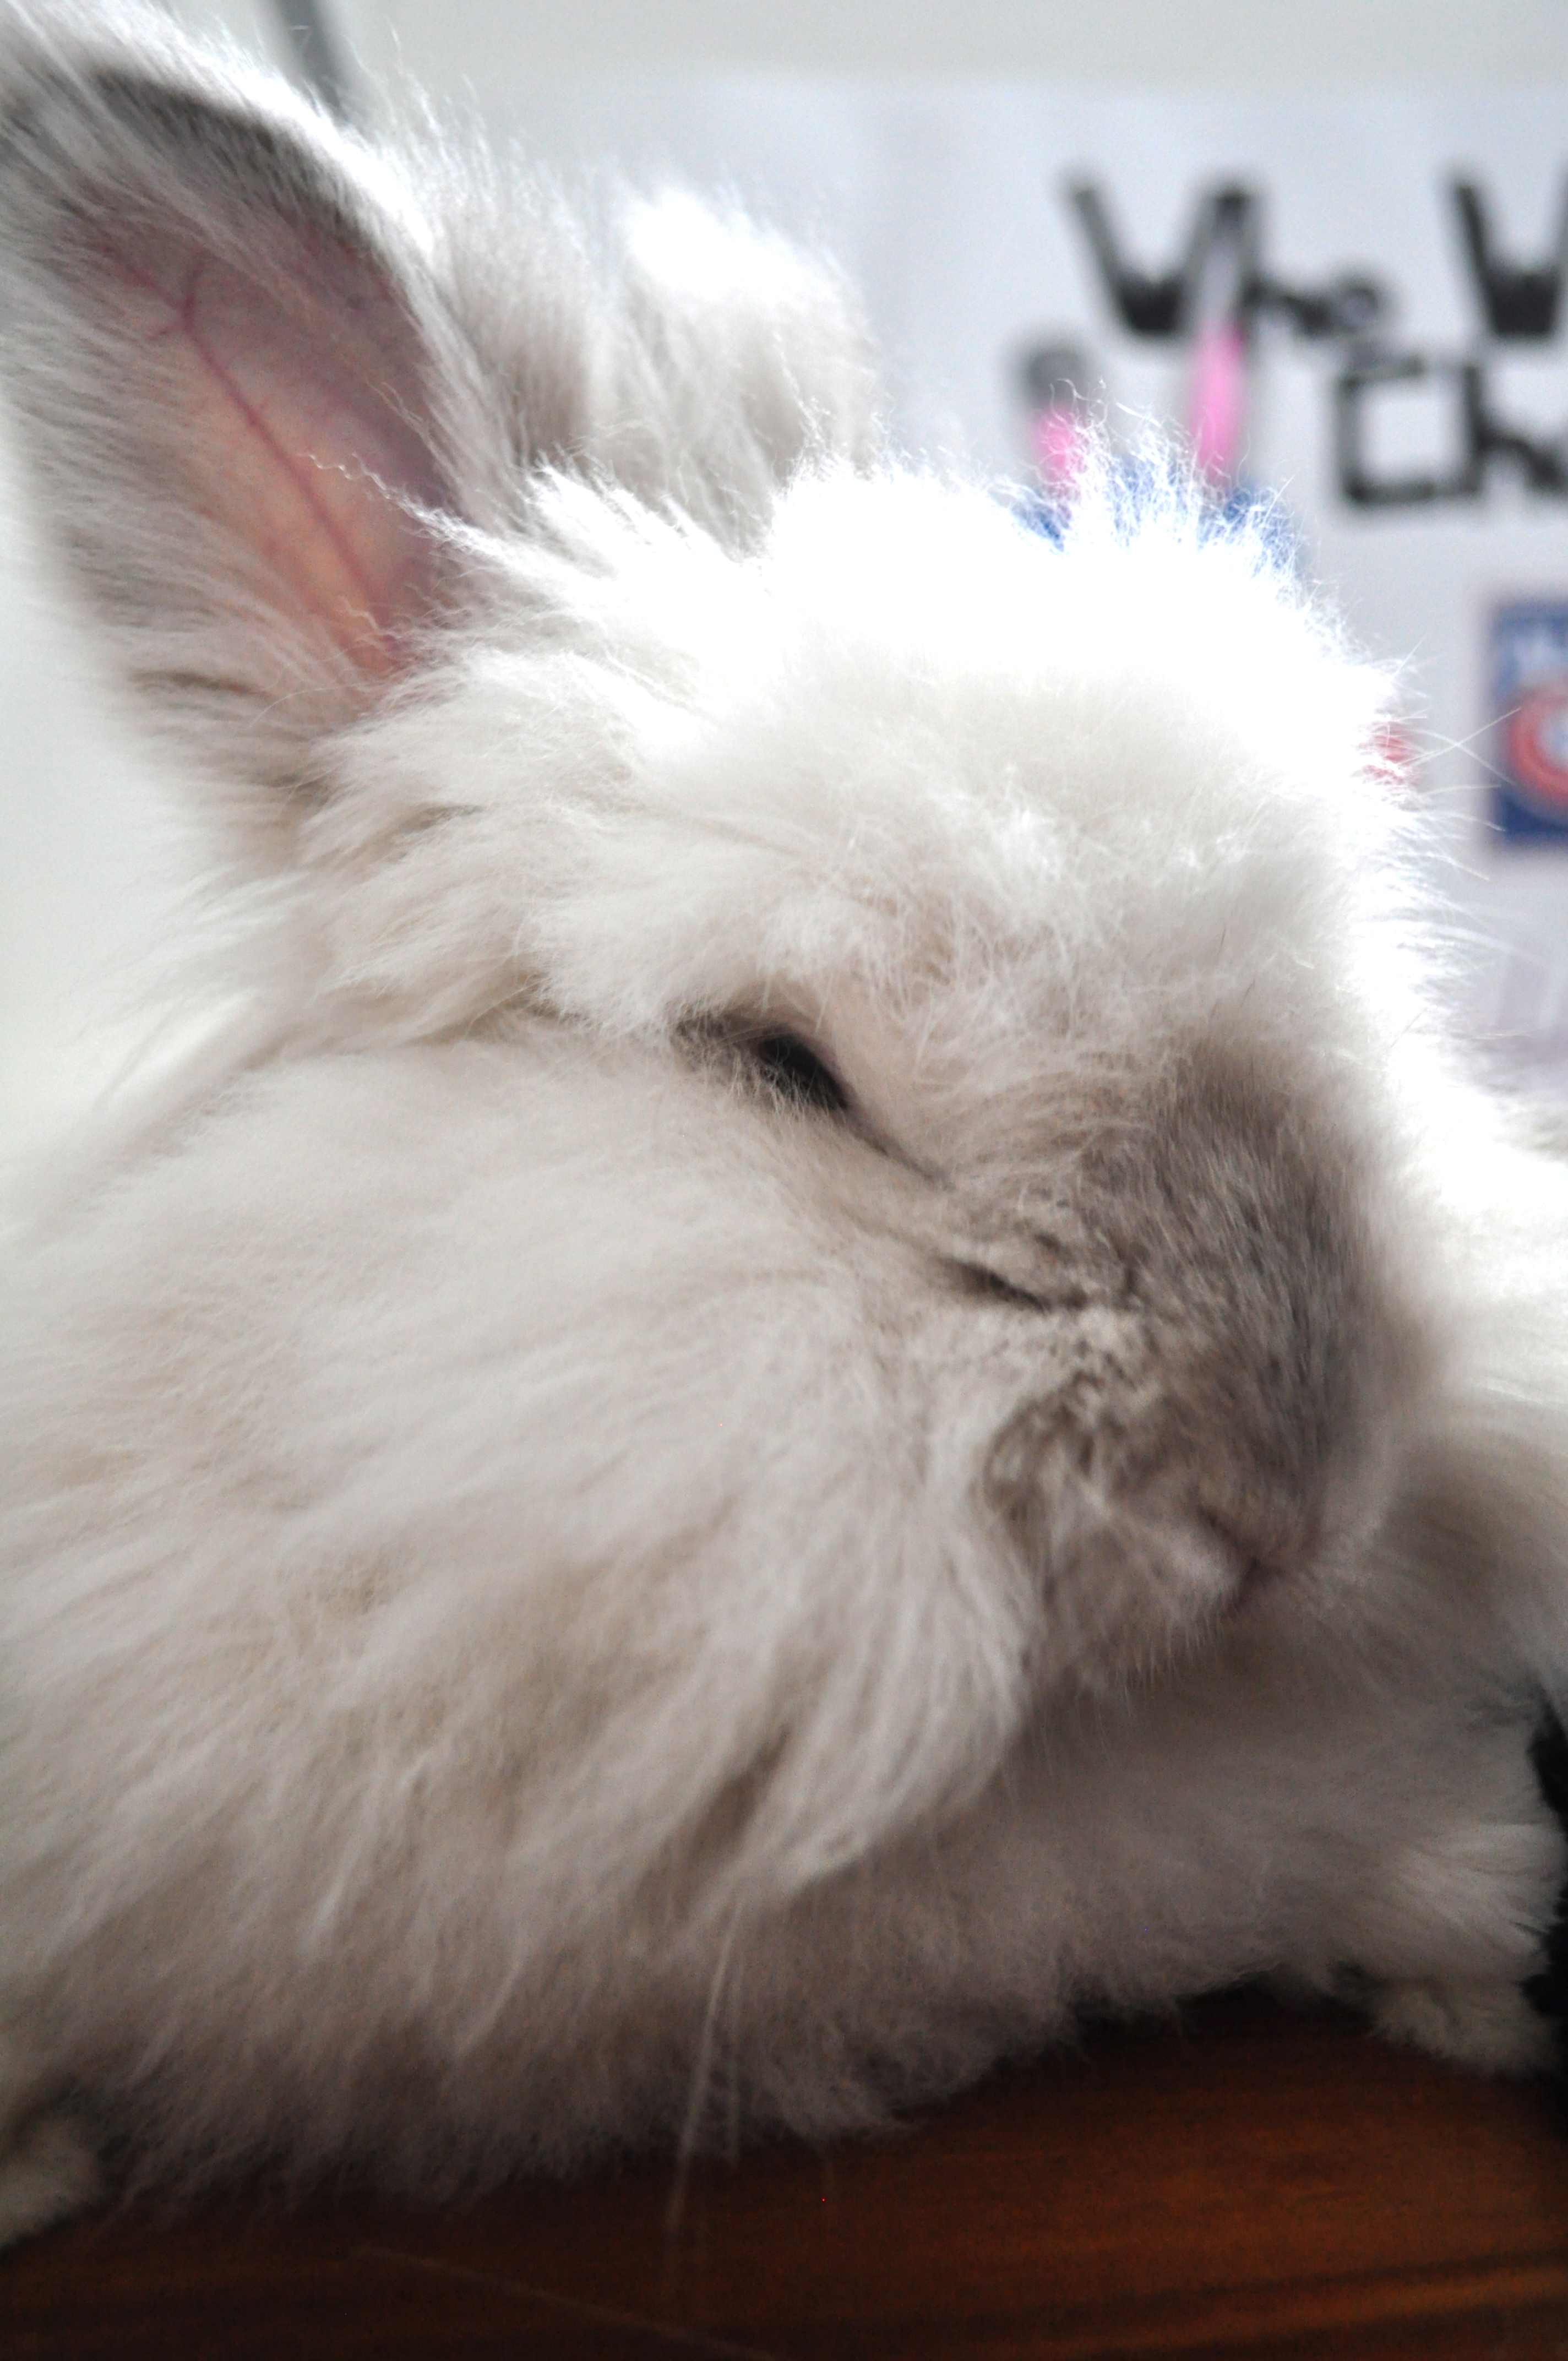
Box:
6;2;1568;2239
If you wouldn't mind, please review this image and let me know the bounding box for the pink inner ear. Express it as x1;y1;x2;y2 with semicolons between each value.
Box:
114;222;448;679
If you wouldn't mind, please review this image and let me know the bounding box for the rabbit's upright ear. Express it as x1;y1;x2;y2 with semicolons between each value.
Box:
0;18;479;799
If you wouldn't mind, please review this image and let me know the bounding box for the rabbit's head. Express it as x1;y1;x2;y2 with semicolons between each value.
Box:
0;11;1439;1902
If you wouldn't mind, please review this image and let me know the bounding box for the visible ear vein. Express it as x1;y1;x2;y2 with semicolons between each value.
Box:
119;242;404;667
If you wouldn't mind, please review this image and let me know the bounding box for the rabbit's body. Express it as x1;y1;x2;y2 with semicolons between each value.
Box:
4;3;1568;2243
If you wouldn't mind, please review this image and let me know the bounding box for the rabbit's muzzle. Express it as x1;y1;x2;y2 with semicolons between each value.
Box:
973;1045;1423;1688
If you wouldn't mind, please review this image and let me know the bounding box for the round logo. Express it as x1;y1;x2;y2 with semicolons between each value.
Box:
1507;682;1568;814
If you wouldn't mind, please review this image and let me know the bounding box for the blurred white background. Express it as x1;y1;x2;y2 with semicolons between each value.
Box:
164;0;1568;86
6;0;1568;1164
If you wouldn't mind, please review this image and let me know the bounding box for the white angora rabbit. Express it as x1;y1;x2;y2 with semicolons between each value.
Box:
6;1;1568;2248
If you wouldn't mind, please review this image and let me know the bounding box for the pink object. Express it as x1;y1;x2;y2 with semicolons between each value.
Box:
1032;404;1090;491
1190;319;1248;481
1365;720;1419;799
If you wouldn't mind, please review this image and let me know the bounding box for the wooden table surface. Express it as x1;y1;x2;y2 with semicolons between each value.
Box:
7;1989;1568;2359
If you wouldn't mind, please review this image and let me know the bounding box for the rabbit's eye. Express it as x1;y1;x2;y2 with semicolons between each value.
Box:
749;1031;851;1115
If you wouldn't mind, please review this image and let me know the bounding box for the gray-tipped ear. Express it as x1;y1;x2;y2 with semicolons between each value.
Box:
0;13;469;797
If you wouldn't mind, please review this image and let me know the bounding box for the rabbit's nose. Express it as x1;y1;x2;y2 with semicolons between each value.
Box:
978;1042;1427;1686
1097;1043;1419;1469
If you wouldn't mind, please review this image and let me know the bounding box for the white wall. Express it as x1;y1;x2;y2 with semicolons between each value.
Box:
173;0;1568;92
